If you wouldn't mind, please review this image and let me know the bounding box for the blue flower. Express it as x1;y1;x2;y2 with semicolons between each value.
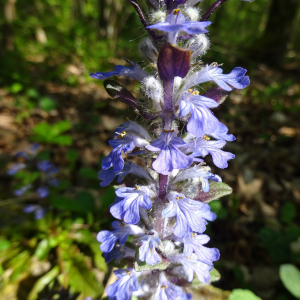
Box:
102;134;135;171
210;122;236;141
187;138;235;169
36;187;49;198
148;11;211;44
114;121;152;142
162;192;216;238
170;254;213;283
179;91;220;137
181;64;249;98
181;234;220;265
90;61;148;82
146;131;193;175
98;161;154;187
173;164;221;192
110;186;153;224
37;160;53;172
14;184;32;196
106;268;139;300
139;230;162;265
24;205;46;220
7;163;26;175
103;245;135;264
97;221;144;252
153;272;190;300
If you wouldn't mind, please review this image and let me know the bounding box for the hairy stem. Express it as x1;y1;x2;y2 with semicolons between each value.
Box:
154;196;166;237
127;0;162;40
163;78;174;130
158;174;168;200
201;0;229;21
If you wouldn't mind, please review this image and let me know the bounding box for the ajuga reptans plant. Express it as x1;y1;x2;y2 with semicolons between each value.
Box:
91;0;251;299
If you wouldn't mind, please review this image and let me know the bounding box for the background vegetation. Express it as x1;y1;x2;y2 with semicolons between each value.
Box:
0;0;300;299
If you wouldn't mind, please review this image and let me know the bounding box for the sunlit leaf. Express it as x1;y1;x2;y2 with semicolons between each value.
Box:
28;266;59;300
39;97;57;112
79;167;98;180
67;253;104;297
34;239;50;260
0;239;11;251
229;289;262;300
279;264;300;298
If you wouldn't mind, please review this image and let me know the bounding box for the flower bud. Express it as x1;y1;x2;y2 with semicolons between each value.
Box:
150;10;166;24
184;7;200;21
142;76;163;112
157;43;191;80
186;34;210;59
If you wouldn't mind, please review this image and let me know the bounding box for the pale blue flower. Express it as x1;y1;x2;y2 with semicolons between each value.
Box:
97;221;144;252
186;138;235;169
170;255;212;283
98;161;154;187
148;11;211;44
153;272;190;300
102;134;135;171
210;122;236;141
179;92;220;137
162;192;216;238
90;62;148;82
173;164;221;192
139;230;162;265
110;186;153;224
106;268;139;300
7;163;26;175
146;131;193;175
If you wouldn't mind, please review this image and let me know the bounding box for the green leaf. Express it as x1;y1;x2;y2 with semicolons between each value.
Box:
209;201;228;219
32;121;72;144
0;246;21;264
49;193;94;213
34;239;50;260
67;149;79;163
28;266;59;300
210;268;221;282
79;167;98;180
35;150;50;161
280;202;297;224
32;122;51;138
279;264;300;298
26;88;39;98
0;239;11;251
75;191;95;212
51;120;71;136
90;243;107;272
51;134;73;145
229;289;262;300
8;250;31;282
194;181;232;203
134;250;170;272
100;186;116;209
11;83;23;93
39;97;57;112
14;170;40;185
192;268;221;289
67;254;104;297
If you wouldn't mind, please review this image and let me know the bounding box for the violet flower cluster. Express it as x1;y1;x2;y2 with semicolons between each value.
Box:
92;0;250;299
7;144;60;219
